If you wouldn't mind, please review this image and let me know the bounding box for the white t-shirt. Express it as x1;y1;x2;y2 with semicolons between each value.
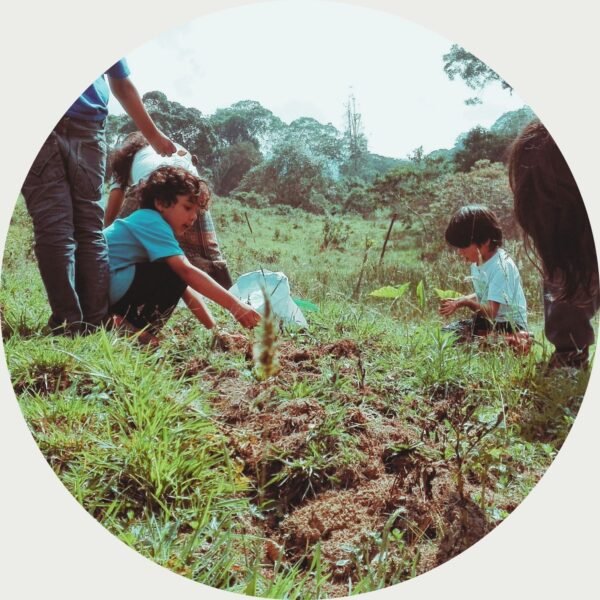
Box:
110;143;198;190
470;248;528;329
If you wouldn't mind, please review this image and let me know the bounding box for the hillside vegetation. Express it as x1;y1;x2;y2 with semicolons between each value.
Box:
1;186;592;597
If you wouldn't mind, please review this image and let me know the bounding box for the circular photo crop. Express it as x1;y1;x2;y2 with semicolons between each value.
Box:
2;1;597;598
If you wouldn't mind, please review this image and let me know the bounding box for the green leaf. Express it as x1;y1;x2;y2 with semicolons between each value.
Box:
293;297;319;312
434;288;462;300
369;283;410;299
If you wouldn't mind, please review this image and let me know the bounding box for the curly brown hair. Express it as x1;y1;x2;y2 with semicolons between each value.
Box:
139;166;211;211
508;121;598;301
109;131;149;187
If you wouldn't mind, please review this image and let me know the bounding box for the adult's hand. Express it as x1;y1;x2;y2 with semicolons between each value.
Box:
148;131;176;157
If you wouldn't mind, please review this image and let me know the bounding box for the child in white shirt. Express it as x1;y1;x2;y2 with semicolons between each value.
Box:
439;205;529;345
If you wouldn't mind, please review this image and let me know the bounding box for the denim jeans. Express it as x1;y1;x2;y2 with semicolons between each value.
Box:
22;116;109;333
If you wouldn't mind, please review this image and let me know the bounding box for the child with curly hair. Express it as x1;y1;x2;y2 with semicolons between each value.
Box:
105;131;233;289
103;166;259;344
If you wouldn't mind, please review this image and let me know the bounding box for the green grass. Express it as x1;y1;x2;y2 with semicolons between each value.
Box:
1;195;594;598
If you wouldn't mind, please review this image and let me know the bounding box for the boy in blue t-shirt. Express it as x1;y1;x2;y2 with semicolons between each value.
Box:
104;166;260;344
21;58;177;336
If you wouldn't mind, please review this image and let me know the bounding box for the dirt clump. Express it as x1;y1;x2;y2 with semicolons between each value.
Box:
212;330;252;356
320;339;360;358
435;494;490;563
14;364;71;396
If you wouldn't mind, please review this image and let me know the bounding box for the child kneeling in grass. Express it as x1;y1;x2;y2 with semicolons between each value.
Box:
439;205;530;350
103;166;260;344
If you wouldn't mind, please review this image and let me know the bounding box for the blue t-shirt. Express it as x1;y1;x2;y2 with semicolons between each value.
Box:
66;59;131;121
104;209;184;304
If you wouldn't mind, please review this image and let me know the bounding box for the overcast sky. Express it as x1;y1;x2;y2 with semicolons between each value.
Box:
108;0;526;158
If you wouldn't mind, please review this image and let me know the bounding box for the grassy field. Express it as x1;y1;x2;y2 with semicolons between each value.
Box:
1;195;593;598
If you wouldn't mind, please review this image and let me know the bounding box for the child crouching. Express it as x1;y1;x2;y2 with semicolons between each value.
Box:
103;166;260;344
439;205;530;349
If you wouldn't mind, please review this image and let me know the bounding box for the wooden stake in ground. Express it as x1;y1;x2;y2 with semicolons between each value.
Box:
379;213;398;266
352;236;374;300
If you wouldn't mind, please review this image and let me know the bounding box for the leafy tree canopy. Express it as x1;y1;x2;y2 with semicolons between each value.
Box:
209;100;285;151
443;44;512;104
239;141;332;213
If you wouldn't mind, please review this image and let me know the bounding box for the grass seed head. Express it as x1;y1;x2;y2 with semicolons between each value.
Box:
253;288;280;380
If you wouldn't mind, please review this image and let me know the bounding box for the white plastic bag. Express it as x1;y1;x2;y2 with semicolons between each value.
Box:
229;270;308;327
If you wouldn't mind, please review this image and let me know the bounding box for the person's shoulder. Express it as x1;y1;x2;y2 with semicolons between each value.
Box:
125;210;177;244
106;59;130;80
130;208;158;217
119;208;161;229
493;249;523;282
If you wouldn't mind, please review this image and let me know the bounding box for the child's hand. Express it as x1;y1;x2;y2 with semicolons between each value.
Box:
439;298;459;317
504;331;533;355
231;302;261;329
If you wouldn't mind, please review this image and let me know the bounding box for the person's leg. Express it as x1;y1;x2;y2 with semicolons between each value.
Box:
544;282;599;368
21;126;82;332
178;210;233;289
66;118;109;330
442;318;476;343
472;313;494;337
109;262;186;334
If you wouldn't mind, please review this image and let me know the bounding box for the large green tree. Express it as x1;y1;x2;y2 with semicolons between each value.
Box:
209;100;285;152
443;44;512;104
238;142;332;212
212;141;262;196
453;126;512;172
106;90;220;170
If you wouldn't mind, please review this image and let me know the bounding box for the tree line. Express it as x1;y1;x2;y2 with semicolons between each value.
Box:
106;89;536;240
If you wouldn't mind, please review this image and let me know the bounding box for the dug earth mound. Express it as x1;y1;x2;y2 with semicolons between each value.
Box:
180;337;505;596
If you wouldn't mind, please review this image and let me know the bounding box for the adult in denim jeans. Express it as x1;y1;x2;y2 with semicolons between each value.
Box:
22;59;176;335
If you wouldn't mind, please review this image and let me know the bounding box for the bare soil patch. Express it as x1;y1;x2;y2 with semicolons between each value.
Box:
190;335;502;596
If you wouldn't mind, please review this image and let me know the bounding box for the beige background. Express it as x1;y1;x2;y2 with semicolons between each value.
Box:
1;1;598;598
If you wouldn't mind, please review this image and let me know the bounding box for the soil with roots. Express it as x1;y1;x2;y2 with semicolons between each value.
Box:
180;336;516;597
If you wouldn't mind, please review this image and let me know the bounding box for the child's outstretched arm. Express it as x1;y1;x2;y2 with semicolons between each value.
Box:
439;294;499;319
439;293;476;317
165;255;260;329
182;287;217;329
108;76;176;157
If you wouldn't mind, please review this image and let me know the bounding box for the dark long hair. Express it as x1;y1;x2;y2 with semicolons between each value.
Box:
445;205;503;250
508;121;598;301
109;131;149;187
